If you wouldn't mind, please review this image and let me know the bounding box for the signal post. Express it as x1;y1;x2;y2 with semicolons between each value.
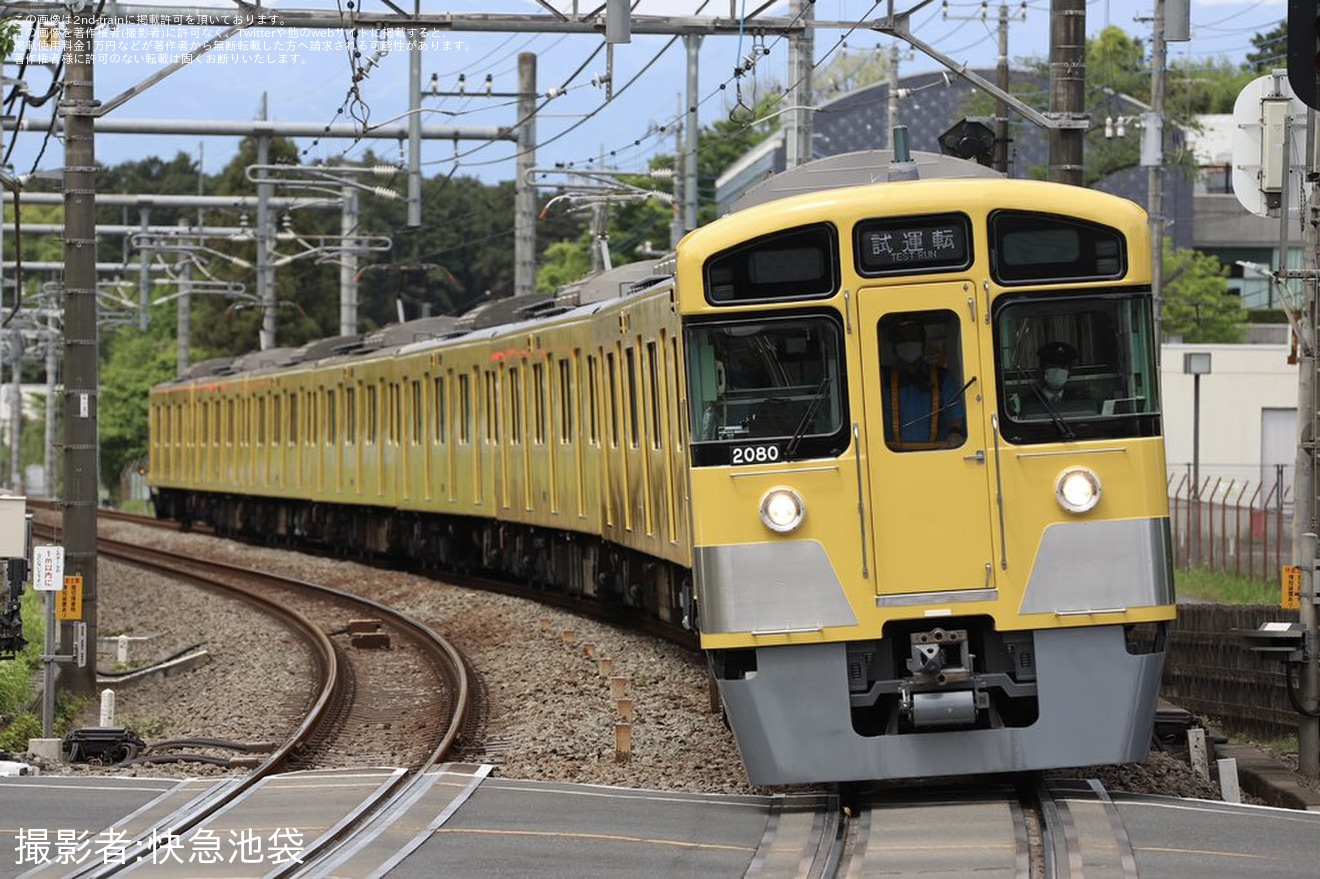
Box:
1287;0;1320;779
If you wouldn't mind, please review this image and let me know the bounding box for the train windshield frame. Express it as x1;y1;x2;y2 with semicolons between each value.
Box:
994;290;1161;444
684;311;849;466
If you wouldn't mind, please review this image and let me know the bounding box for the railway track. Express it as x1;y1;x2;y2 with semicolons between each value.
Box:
26;509;474;878
743;778;1137;878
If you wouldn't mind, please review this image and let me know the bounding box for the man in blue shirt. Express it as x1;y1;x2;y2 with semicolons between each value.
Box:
881;319;966;451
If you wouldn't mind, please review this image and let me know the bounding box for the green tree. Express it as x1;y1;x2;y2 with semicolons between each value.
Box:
1005;26;1255;183
815;46;890;101
99;326;177;501
1161;240;1244;343
1245;22;1286;74
537;236;594;293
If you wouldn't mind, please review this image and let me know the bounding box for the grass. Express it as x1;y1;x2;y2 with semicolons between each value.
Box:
0;589;45;709
1176;567;1280;605
0;589;90;753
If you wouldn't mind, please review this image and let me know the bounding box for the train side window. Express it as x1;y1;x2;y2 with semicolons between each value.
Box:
587;354;601;445
704;223;838;303
647;340;662;450
508;367;522;443
607;351;620;448
389;383;400;445
626;345;640;448
532;362;547;445
289;393;298;444
458;373;472;444
434;375;447;443
558;358;574;443
346;386;358;444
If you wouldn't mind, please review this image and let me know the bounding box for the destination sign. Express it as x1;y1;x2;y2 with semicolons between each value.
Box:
855;214;971;275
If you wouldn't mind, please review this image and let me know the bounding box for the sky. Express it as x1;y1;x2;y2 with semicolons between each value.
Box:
0;0;1286;189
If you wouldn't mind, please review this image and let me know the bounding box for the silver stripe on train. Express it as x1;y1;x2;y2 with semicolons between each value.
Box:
1020;517;1175;614
695;541;858;635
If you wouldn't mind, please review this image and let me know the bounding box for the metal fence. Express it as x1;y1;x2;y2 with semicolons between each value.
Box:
1168;464;1291;581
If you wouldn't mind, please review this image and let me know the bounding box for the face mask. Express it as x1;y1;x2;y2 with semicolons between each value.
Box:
896;342;923;364
1044;368;1069;390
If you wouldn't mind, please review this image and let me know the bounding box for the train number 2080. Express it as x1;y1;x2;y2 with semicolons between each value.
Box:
731;444;781;465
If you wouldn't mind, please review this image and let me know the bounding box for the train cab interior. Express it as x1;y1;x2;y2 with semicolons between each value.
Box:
995;294;1161;444
684;317;848;461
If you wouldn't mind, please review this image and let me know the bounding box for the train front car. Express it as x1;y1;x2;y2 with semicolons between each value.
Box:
677;176;1174;786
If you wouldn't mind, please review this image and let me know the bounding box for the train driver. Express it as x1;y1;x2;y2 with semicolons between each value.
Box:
881;318;966;451
1010;340;1094;419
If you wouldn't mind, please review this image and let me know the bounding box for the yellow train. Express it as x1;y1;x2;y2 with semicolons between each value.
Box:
150;156;1174;786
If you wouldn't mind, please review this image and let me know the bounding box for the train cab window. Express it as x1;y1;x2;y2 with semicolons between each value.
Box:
704;224;838;303
877;311;967;452
685;312;848;466
995;293;1161;444
990;211;1125;284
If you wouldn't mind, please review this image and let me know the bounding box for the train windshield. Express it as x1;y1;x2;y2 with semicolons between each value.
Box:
994;292;1161;444
685;314;848;465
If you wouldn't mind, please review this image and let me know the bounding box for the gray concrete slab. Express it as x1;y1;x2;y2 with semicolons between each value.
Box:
1112;793;1320;879
0;776;193;879
121;768;404;878
388;778;790;879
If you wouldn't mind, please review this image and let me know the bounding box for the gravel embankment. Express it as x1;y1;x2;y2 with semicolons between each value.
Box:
20;521;1294;803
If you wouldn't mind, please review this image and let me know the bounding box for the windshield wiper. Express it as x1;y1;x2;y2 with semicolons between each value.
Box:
1029;383;1076;440
897;375;978;434
785;376;831;458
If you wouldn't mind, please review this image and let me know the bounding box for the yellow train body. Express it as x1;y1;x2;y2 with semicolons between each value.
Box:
151;168;1174;786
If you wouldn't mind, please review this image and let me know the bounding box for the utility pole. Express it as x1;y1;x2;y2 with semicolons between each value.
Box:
785;0;815;168
1298;98;1320;781
61;11;99;696
1149;0;1168;341
177;256;192;374
995;3;1010;173
255;97;275;350
1047;0;1085;185
888;44;900;148
670;94;684;249
514;52;536;299
339;186;360;337
9;335;22;491
684;34;701;234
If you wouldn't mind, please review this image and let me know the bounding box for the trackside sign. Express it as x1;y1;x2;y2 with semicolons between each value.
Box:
33;545;65;592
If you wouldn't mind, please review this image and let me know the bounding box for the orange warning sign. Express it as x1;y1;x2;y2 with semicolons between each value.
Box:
1281;565;1301;611
56;575;83;621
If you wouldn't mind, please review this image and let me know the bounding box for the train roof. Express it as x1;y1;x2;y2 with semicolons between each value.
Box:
552;259;671;308
726;149;1000;214
361;315;461;350
232;348;298;373
454;293;555;331
176;356;238;380
155;261;676;387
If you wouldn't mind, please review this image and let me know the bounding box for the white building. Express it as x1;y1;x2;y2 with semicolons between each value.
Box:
1161;338;1297;507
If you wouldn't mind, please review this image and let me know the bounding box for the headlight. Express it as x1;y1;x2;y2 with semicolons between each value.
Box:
1056;467;1101;514
760;487;805;533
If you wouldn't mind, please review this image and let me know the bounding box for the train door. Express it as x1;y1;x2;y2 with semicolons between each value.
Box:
855;285;996;595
